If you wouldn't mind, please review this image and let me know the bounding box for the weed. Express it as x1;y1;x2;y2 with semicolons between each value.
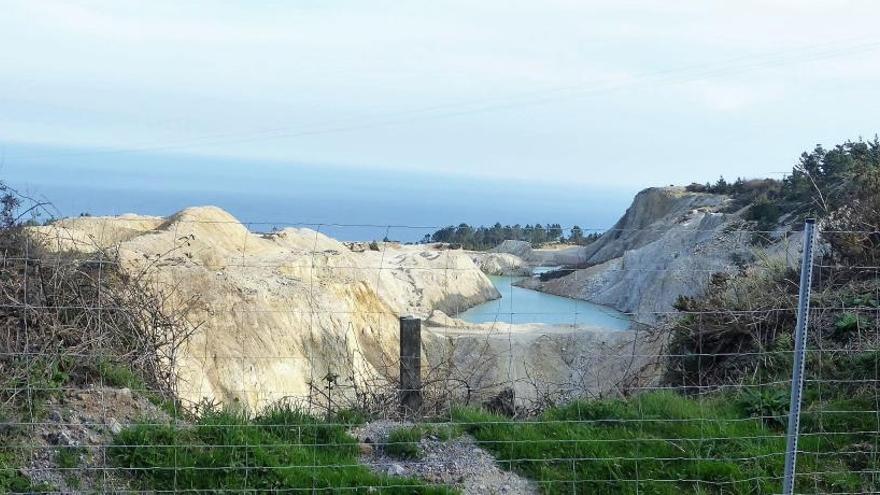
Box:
420;423;463;441
737;388;789;428
96;358;142;389
55;446;84;469
385;427;423;460
383;423;464;461
833;312;869;339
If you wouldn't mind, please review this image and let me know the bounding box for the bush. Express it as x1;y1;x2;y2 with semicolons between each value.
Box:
666;261;799;388
833;312;869;338
0;186;198;416
745;196;782;230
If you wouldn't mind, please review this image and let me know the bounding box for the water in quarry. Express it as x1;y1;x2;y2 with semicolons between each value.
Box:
456;270;631;329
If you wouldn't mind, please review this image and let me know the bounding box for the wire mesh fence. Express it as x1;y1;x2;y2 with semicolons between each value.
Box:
1;209;879;494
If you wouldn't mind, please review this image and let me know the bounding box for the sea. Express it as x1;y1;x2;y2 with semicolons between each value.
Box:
2;143;635;242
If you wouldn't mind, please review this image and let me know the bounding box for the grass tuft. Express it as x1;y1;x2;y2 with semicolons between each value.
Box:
385;428;423;460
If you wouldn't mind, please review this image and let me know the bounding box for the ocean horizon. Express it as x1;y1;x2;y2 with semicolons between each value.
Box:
3;142;636;241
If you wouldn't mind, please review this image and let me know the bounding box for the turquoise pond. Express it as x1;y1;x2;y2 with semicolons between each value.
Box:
456;273;631;329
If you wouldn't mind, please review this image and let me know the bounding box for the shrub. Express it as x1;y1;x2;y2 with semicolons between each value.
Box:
833;312;868;338
55;447;85;469
745;196;782;230
666;261;799;388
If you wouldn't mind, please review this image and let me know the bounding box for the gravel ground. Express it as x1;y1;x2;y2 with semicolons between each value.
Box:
351;420;537;495
18;386;169;494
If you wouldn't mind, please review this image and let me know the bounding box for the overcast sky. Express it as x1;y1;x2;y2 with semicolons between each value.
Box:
2;0;880;187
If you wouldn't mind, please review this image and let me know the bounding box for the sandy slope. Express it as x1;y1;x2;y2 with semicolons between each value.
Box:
32;206;647;410
508;187;803;324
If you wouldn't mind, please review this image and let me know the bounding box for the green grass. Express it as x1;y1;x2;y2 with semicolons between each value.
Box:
385;427;423;460
54;446;84;469
96;358;143;389
0;451;53;494
107;390;877;494
109;404;455;493
451;391;875;494
384;424;463;460
94;358;181;418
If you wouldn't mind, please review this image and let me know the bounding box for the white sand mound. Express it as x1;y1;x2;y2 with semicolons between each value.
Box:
33;207;501;410
33;206;651;410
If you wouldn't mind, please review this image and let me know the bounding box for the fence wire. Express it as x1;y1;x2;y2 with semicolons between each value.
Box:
1;216;878;494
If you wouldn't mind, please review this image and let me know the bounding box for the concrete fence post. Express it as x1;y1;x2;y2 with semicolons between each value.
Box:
399;316;422;416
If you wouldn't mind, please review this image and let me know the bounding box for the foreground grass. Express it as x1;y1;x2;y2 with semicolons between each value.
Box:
452;390;877;494
110;388;878;494
109;405;454;494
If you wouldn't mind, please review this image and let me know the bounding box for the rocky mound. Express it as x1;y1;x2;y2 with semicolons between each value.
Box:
471;252;531;276
33;207;500;410
521;187;802;324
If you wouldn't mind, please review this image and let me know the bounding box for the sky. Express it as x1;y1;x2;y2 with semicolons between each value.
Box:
2;0;880;188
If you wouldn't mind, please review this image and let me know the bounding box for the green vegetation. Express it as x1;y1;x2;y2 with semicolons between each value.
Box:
452;391;874;494
833;312;868;338
107;387;877;493
55;446;85;491
384;424;463;460
385;427;423;460
428;222;599;250
93;358;180;417
55;446;84;469
0;452;48;494
109;404;454;494
737;388;789;428
688;138;880;231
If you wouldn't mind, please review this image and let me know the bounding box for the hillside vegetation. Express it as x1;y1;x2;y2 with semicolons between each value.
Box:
671;137;880;387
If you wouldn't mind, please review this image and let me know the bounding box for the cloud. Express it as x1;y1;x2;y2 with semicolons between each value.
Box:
2;0;880;185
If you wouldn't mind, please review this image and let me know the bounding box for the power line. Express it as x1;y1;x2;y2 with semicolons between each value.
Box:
7;38;880;163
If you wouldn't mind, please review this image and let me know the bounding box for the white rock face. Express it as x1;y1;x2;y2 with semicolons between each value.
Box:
423;318;654;402
492;240;533;259
33;207;500;410
521;187;802;324
471;252;530;276
493;240;590;267
32;206;656;410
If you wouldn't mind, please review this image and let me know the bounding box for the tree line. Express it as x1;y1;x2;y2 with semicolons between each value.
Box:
426;223;600;250
685;137;880;231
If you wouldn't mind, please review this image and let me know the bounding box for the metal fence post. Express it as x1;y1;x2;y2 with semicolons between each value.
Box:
399;316;422;416
783;218;817;494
